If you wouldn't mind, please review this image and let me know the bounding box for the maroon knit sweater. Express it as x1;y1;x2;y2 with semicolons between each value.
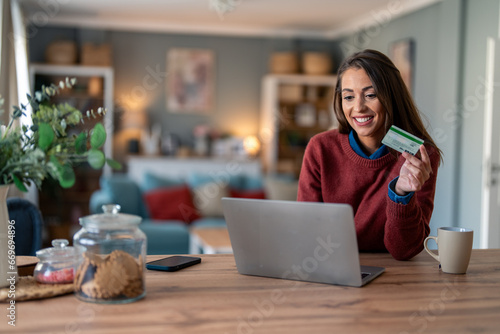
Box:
297;129;440;260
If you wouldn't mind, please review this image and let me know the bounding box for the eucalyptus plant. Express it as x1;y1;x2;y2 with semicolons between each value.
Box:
0;77;120;192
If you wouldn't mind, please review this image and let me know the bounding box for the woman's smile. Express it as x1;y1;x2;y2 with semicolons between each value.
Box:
353;116;374;125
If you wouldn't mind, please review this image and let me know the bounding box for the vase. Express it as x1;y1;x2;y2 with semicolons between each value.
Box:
0;185;18;288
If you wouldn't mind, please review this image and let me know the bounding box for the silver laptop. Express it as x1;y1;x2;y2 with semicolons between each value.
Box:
221;198;385;287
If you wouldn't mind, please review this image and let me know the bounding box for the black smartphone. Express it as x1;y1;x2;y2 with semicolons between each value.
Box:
146;256;201;272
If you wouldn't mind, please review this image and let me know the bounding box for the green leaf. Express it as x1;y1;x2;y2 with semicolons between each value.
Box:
75;132;87;154
12;106;23;118
90;123;106;149
87;148;105;169
12;175;28;192
50;155;60;165
38;123;55;150
106;158;122;170
58;164;75;188
49;156;73;188
50;155;63;172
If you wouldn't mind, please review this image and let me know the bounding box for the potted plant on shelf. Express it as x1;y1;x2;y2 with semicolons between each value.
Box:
0;78;120;287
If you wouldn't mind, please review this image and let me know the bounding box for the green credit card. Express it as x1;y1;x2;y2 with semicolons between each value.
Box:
381;125;424;155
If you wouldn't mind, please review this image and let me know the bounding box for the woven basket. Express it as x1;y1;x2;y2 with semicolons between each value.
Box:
302;52;332;75
270;52;299;74
81;43;112;66
45;41;77;65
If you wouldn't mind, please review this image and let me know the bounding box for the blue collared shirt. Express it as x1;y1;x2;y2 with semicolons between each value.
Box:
348;131;414;205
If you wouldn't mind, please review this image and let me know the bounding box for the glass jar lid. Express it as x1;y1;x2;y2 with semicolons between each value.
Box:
79;204;142;230
36;239;79;262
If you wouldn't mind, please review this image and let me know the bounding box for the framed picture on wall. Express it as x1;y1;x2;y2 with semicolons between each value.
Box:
389;38;414;94
166;48;215;113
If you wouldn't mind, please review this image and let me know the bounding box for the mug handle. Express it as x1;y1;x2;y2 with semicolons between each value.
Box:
424;236;440;262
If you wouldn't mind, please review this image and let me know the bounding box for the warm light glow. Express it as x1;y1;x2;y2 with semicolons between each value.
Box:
88;77;103;97
116;93;149;113
243;135;261;156
122;111;147;129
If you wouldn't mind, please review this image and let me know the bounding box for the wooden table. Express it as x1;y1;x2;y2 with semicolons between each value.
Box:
189;227;232;254
2;249;500;333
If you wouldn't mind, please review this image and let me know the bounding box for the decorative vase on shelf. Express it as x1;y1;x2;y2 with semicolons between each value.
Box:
0;185;18;288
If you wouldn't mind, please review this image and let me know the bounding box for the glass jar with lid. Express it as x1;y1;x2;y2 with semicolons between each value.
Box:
34;239;79;284
73;204;147;303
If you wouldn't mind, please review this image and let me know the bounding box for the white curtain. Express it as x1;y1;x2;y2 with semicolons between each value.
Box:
0;0;31;124
1;0;16;126
0;0;32;200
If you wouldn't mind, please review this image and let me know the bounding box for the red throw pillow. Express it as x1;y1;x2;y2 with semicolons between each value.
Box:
229;189;266;199
144;185;200;223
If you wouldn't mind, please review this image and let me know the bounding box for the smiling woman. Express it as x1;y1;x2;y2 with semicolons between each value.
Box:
297;49;442;261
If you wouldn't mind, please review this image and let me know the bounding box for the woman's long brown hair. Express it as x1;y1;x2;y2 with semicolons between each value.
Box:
333;49;442;163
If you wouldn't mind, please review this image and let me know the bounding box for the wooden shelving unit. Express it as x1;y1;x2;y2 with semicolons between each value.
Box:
29;64;114;243
260;74;337;177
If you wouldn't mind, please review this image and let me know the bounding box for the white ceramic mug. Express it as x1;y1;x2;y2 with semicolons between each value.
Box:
424;227;473;274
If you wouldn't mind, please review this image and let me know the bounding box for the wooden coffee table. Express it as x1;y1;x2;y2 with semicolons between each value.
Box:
189;227;232;254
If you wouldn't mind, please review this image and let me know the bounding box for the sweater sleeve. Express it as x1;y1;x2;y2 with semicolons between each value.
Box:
388;177;414;204
383;146;440;260
297;136;323;202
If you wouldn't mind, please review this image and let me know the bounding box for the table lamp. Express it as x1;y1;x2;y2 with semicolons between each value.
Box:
243;135;261;157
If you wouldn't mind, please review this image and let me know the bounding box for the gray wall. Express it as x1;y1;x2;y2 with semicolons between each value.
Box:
458;0;500;247
337;0;500;247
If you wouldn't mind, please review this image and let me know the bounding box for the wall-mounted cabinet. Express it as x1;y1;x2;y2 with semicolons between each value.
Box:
260;74;337;177
29;64;114;242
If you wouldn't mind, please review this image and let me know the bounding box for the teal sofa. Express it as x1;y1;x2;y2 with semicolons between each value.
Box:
89;171;274;255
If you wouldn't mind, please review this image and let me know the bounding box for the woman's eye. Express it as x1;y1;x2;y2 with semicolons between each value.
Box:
366;93;377;99
343;96;354;101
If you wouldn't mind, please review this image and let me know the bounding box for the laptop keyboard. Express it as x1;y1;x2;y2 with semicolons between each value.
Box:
361;272;370;279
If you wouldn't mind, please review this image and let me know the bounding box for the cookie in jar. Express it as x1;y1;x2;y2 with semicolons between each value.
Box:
73;204;147;303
